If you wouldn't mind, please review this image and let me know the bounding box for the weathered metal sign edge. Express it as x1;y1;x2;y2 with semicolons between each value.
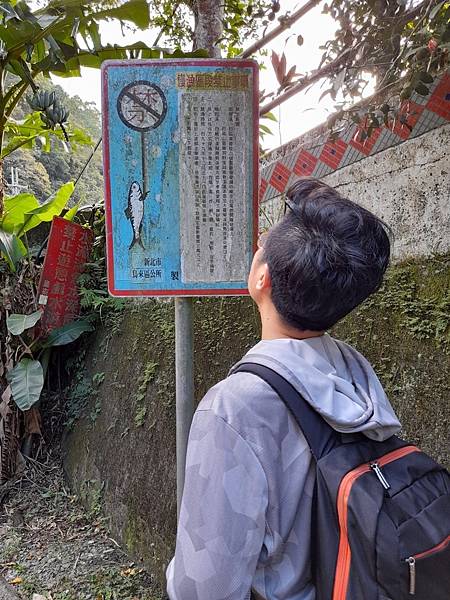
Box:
101;58;259;297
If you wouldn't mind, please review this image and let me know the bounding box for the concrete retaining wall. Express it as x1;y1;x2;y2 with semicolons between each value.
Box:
260;123;450;259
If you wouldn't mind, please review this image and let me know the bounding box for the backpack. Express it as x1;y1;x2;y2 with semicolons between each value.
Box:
234;363;450;600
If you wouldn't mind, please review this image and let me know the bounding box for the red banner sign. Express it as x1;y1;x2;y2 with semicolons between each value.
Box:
38;217;93;333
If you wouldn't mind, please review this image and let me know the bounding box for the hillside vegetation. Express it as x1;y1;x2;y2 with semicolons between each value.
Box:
4;78;102;206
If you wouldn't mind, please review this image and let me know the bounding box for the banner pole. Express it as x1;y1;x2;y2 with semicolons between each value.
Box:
175;296;195;518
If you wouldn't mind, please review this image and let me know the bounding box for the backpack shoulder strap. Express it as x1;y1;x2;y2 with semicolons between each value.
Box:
234;362;340;460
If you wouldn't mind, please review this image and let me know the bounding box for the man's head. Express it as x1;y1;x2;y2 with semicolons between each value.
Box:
248;177;391;332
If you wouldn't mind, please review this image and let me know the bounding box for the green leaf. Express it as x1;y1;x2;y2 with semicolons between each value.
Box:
400;85;413;101
65;126;93;146
8;57;34;87
1;111;51;157
418;71;433;84
261;111;277;122
20;182;75;235
0;15;36;51
7;310;42;335
7;358;44;411
1;193;40;234
0;228;26;271
42;319;94;348
64;202;80;221
85;20;102;51
27;181;74;219
0;3;19;22
429;1;446;21
32;39;46;63
414;81;430;96
259;123;272;135
93;0;150;29
319;88;334;102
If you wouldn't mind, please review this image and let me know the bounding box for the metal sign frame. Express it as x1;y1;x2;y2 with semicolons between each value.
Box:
102;58;259;297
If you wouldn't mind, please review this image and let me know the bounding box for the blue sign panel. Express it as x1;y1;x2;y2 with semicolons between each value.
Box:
102;59;258;297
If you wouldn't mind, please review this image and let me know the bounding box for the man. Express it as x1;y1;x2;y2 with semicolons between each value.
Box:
166;177;401;600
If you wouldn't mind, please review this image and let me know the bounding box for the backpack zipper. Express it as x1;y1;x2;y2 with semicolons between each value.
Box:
370;462;391;490
404;535;450;596
405;557;416;595
332;445;419;600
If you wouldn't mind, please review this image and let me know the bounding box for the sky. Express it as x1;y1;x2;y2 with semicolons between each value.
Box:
52;1;339;150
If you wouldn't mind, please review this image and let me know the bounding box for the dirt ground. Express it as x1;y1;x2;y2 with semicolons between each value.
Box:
0;450;164;600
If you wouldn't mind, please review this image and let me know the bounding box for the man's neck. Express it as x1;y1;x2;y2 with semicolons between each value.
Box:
259;303;324;341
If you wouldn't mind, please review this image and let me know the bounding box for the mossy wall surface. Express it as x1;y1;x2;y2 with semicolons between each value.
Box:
63;254;449;592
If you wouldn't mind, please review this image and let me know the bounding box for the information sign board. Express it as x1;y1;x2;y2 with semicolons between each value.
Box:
37;217;93;333
102;59;258;296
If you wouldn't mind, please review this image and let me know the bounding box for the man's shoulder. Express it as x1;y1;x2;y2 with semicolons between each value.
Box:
199;370;272;411
196;370;284;436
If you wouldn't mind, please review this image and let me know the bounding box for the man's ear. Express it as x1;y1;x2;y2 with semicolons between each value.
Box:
256;262;271;292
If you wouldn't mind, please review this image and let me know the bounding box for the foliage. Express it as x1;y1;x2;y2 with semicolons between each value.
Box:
260;1;449;136
0;226;25;270
2;104;92;159
3;301;93;412
0;0;152;84
65;365;95;429
0;182;75;272
6;309;42;334
134;361;158;427
320;1;449;96
4;78;103;206
361;256;450;354
149;1;272;56
0;0;133;178
42;319;94;347
20;80;104;204
0;178;92;479
76;204;125;318
6;357;44;411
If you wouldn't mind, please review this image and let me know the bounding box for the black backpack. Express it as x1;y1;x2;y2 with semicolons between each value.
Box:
235;363;450;600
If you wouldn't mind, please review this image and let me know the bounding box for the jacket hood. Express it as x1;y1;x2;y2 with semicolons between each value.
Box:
232;334;401;441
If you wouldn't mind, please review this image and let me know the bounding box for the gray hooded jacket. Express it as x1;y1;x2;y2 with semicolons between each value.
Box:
166;335;401;600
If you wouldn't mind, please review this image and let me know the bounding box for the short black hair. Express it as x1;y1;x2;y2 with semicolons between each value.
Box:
263;177;391;331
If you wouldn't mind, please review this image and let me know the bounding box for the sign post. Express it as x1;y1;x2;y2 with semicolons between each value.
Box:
174;297;194;514
102;59;258;515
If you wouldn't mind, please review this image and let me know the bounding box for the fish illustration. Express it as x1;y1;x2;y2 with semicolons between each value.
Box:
125;181;145;249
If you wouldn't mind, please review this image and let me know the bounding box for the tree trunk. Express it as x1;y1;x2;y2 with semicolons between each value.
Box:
193;0;224;57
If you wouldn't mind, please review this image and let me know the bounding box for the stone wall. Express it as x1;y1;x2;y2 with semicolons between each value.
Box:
260;123;450;259
323;124;450;258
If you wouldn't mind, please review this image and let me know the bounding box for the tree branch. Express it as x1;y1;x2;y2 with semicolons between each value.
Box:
259;48;354;115
240;0;321;59
260;0;442;116
152;1;182;47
